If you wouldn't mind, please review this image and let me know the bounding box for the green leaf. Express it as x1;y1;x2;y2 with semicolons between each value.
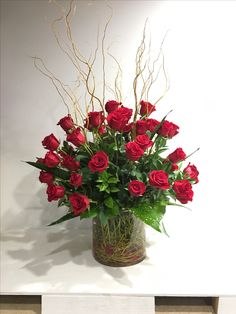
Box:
131;169;143;181
157;147;168;154
75;154;89;161
160;221;169;237
108;177;119;183
109;161;119;169
176;172;183;180
62;141;72;154
80;207;98;219
104;196;114;208
26;161;70;180
130;202;166;233
107;201;120;216
80;167;91;183
98;210;109;225
110;187;120;193
97;171;110;183
57;198;65;207
97;183;108;192
48;212;75;226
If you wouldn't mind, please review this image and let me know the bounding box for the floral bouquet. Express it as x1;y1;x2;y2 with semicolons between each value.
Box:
27;99;199;265
26;1;199;266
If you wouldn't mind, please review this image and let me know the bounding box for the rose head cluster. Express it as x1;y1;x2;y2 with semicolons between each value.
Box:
29;98;199;229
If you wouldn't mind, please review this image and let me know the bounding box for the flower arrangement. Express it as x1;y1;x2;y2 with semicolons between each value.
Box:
26;1;199;265
27;99;199;231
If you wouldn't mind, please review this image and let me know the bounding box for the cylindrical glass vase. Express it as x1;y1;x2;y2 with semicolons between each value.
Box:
92;211;146;267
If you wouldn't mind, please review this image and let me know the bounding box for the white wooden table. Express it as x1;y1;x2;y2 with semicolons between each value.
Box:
1;226;235;313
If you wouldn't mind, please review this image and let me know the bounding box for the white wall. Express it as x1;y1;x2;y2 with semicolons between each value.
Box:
1;0;236;255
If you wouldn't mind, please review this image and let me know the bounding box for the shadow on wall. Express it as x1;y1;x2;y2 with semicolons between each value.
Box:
2;169;91;231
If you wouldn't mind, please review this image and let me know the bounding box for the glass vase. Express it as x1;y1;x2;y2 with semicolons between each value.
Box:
92;211;146;267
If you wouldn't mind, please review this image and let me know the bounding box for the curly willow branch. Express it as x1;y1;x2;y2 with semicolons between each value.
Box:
133;19;148;122
34;1;169;122
107;44;123;102
32;56;70;114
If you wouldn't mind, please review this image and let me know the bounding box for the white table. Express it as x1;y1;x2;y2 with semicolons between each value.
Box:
1;226;235;313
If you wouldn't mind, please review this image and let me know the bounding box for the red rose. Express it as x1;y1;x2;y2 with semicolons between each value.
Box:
173;180;194;204
123;122;134;133
46;184;65;202
146;118;160;132
183;163;199;183
168;148;186;163
85;111;105;130
39;171;54;184
44;151;60;168
69;193;90;216
135;120;148;135
128;180;146;197
140;100;155;116
70;173;83;187
88;151;109;172
149;170;170;190
135;134;153;151
158;120;179;138
125;142;144;161
42;133;60;151
67;128;86;147
57;115;74;132
62;155;80;171
98;125;106;134
105;100;121;113
171;163;179;171
107;107;133;131
36;157;45;164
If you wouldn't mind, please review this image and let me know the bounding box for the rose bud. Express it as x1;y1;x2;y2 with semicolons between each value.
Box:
98;125;106;135
67;128;86;147
140;100;156;117
69;193;90;216
46;184;65;202
88;151;109;173
42;133;60;151
173;180;194;204
105;100;121;113
57;115;74;132
148;170;170;190
61;155;80;171
85;111;105;130
157;120;179;138
171;163;179;172
125;142;144;161
135;120;148;135
70;173;83;187
183;163;199;183
44;151;60;168
146;118;160;132
39;171;54;184
167;148;186;163
135;134;153;151
128;180;146;197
